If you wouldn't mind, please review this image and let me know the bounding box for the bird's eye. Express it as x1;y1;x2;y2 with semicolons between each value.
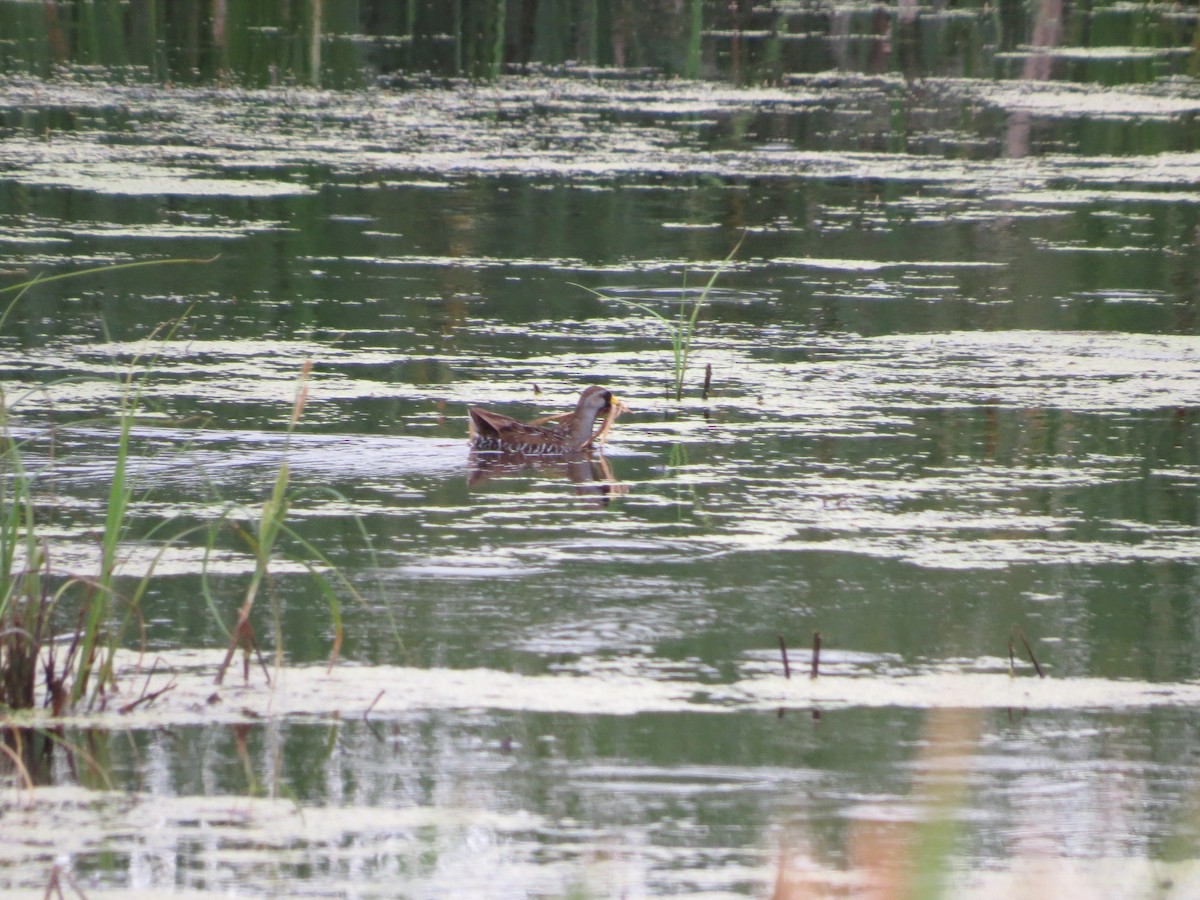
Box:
602;390;612;402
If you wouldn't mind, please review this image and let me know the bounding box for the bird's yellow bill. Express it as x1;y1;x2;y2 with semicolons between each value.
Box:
593;395;626;447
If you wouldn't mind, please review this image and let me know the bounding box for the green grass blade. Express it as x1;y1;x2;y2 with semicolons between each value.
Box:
0;256;220;297
675;231;746;399
568;233;744;402
0;257;217;334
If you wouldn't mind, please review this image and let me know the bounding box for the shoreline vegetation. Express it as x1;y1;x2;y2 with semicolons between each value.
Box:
0;259;368;719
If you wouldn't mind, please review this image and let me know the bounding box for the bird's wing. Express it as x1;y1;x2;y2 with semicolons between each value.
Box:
468;406;520;439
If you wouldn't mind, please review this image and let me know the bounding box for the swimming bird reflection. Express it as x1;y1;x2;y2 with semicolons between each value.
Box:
467;451;627;505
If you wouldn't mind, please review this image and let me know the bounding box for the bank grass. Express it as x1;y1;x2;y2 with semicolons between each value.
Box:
570;231;745;402
0;302;207;713
0;262;199;716
0;257;361;721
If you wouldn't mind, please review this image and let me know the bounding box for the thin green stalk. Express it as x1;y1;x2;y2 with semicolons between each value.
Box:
674;232;745;399
72;309;197;708
569;232;744;401
0;389;23;623
0;256;217;334
69;372;136;707
568;283;681;387
0;388;50;711
215;361;311;686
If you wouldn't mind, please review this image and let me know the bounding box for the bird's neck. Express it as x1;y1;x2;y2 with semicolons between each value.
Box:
566;408;601;449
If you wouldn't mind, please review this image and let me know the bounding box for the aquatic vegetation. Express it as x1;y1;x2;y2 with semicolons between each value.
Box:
571;232;744;402
0;392;49;712
0;262;212;713
213;358;355;685
0;349;186;714
0;260;363;713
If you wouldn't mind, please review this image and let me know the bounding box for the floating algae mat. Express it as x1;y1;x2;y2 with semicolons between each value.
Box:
13;648;1200;731
7;648;1200;899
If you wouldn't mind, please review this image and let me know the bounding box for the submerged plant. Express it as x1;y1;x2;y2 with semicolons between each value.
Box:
571;232;744;402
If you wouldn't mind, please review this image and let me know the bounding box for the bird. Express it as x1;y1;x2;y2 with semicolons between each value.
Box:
467;386;625;454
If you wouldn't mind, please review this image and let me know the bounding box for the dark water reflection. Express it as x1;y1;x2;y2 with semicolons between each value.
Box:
2;0;1197;86
4;5;1200;895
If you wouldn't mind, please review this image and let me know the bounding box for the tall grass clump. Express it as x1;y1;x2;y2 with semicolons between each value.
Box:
65;311;199;709
0;388;52;712
571;232;744;402
0;259;377;723
0;263;190;713
0;261;216;714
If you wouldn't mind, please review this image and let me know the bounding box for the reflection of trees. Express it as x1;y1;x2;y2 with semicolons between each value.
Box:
1025;0;1065;81
3;0;1195;90
1005;0;1065;159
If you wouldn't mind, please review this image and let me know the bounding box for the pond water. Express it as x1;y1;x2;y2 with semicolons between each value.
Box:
5;1;1200;897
